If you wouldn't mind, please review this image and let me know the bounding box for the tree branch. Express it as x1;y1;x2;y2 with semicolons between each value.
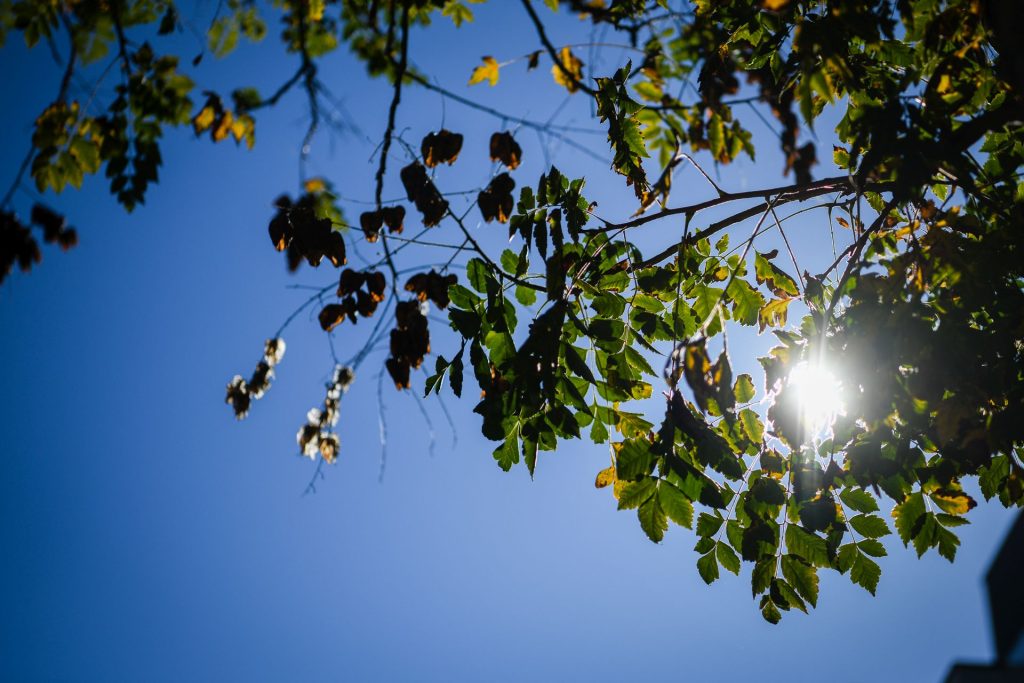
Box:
374;1;411;291
520;0;597;96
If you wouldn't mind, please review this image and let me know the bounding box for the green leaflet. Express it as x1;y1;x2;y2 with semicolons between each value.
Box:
850;552;881;596
658;480;695;529
697;550;719;585
638;494;668;543
781;554;819;608
848;514;891;539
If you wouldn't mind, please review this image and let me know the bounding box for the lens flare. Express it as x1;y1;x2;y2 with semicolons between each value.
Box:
787;361;844;437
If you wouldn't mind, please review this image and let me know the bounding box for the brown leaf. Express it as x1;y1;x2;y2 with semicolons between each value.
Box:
489;131;522;170
386;357;411;390
318;304;346;332
400;162;449;226
338;268;366;297
478;172;516;223
421;129;464;168
365;271;387;302
360;210;383;242
381;205;405;234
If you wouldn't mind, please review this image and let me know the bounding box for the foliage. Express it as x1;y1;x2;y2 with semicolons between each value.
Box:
3;0;1024;622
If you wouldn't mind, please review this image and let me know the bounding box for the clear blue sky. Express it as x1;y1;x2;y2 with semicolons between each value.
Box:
0;3;1018;681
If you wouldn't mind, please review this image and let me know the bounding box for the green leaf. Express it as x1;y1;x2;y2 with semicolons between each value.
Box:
979;455;1010;500
716;541;741;575
515;284;537;306
911;512;939;558
835;544;858;574
733;374;755;403
934;524;960;562
857;539;887;558
774;578;808;614
696;512;724;537
564;345;596;384
500;248;520;273
785;524;829;567
726;278;764;326
694;536;715;555
850;551;881;595
492;432;519;471
466;258;490;292
799;496;837;532
936;513;970;528
614;437;654;480
697;551;719;585
761;597;782;624
708;111;725;161
424;355;448;396
781;554;819;608
754;251;799;297
449;351;464;397
617;477;656;510
893;491;926;546
739;408;764;445
638;495;668;543
442;0;474;27
848;514;891;539
658;480;694;528
840;488;879;514
751;558;774;596
833;146;850;168
448;284;480;309
615;410;653;437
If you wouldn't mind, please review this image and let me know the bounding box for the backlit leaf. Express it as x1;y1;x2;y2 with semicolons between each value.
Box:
850;552;881;595
781;555;819;607
469;56;500;86
551;46;584;93
658;480;694;528
849;514;891;539
638;495;668;542
697;551;719;585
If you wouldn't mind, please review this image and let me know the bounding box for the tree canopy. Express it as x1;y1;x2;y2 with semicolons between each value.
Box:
2;0;1023;623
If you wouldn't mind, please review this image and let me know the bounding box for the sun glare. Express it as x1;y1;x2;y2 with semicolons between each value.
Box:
788;361;844;437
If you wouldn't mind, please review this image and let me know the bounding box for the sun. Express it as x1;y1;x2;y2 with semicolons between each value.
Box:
787;360;844;437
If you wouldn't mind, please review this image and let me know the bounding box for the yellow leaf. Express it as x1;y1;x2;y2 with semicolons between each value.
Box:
212;110;233;142
931;491;973;515
552;46;584;93
596;452;623;499
237;114;256;149
192;105;216;135
229;114;255;147
308;0;325;21
468;56;500;86
762;0;791;10
304;177;327;194
758;298;791;333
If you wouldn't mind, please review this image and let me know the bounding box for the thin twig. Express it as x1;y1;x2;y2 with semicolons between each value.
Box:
520;0;597;96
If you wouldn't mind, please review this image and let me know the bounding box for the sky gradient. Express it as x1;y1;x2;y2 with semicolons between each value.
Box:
1;3;1019;681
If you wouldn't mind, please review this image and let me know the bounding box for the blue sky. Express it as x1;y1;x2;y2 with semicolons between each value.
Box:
0;3;1019;681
